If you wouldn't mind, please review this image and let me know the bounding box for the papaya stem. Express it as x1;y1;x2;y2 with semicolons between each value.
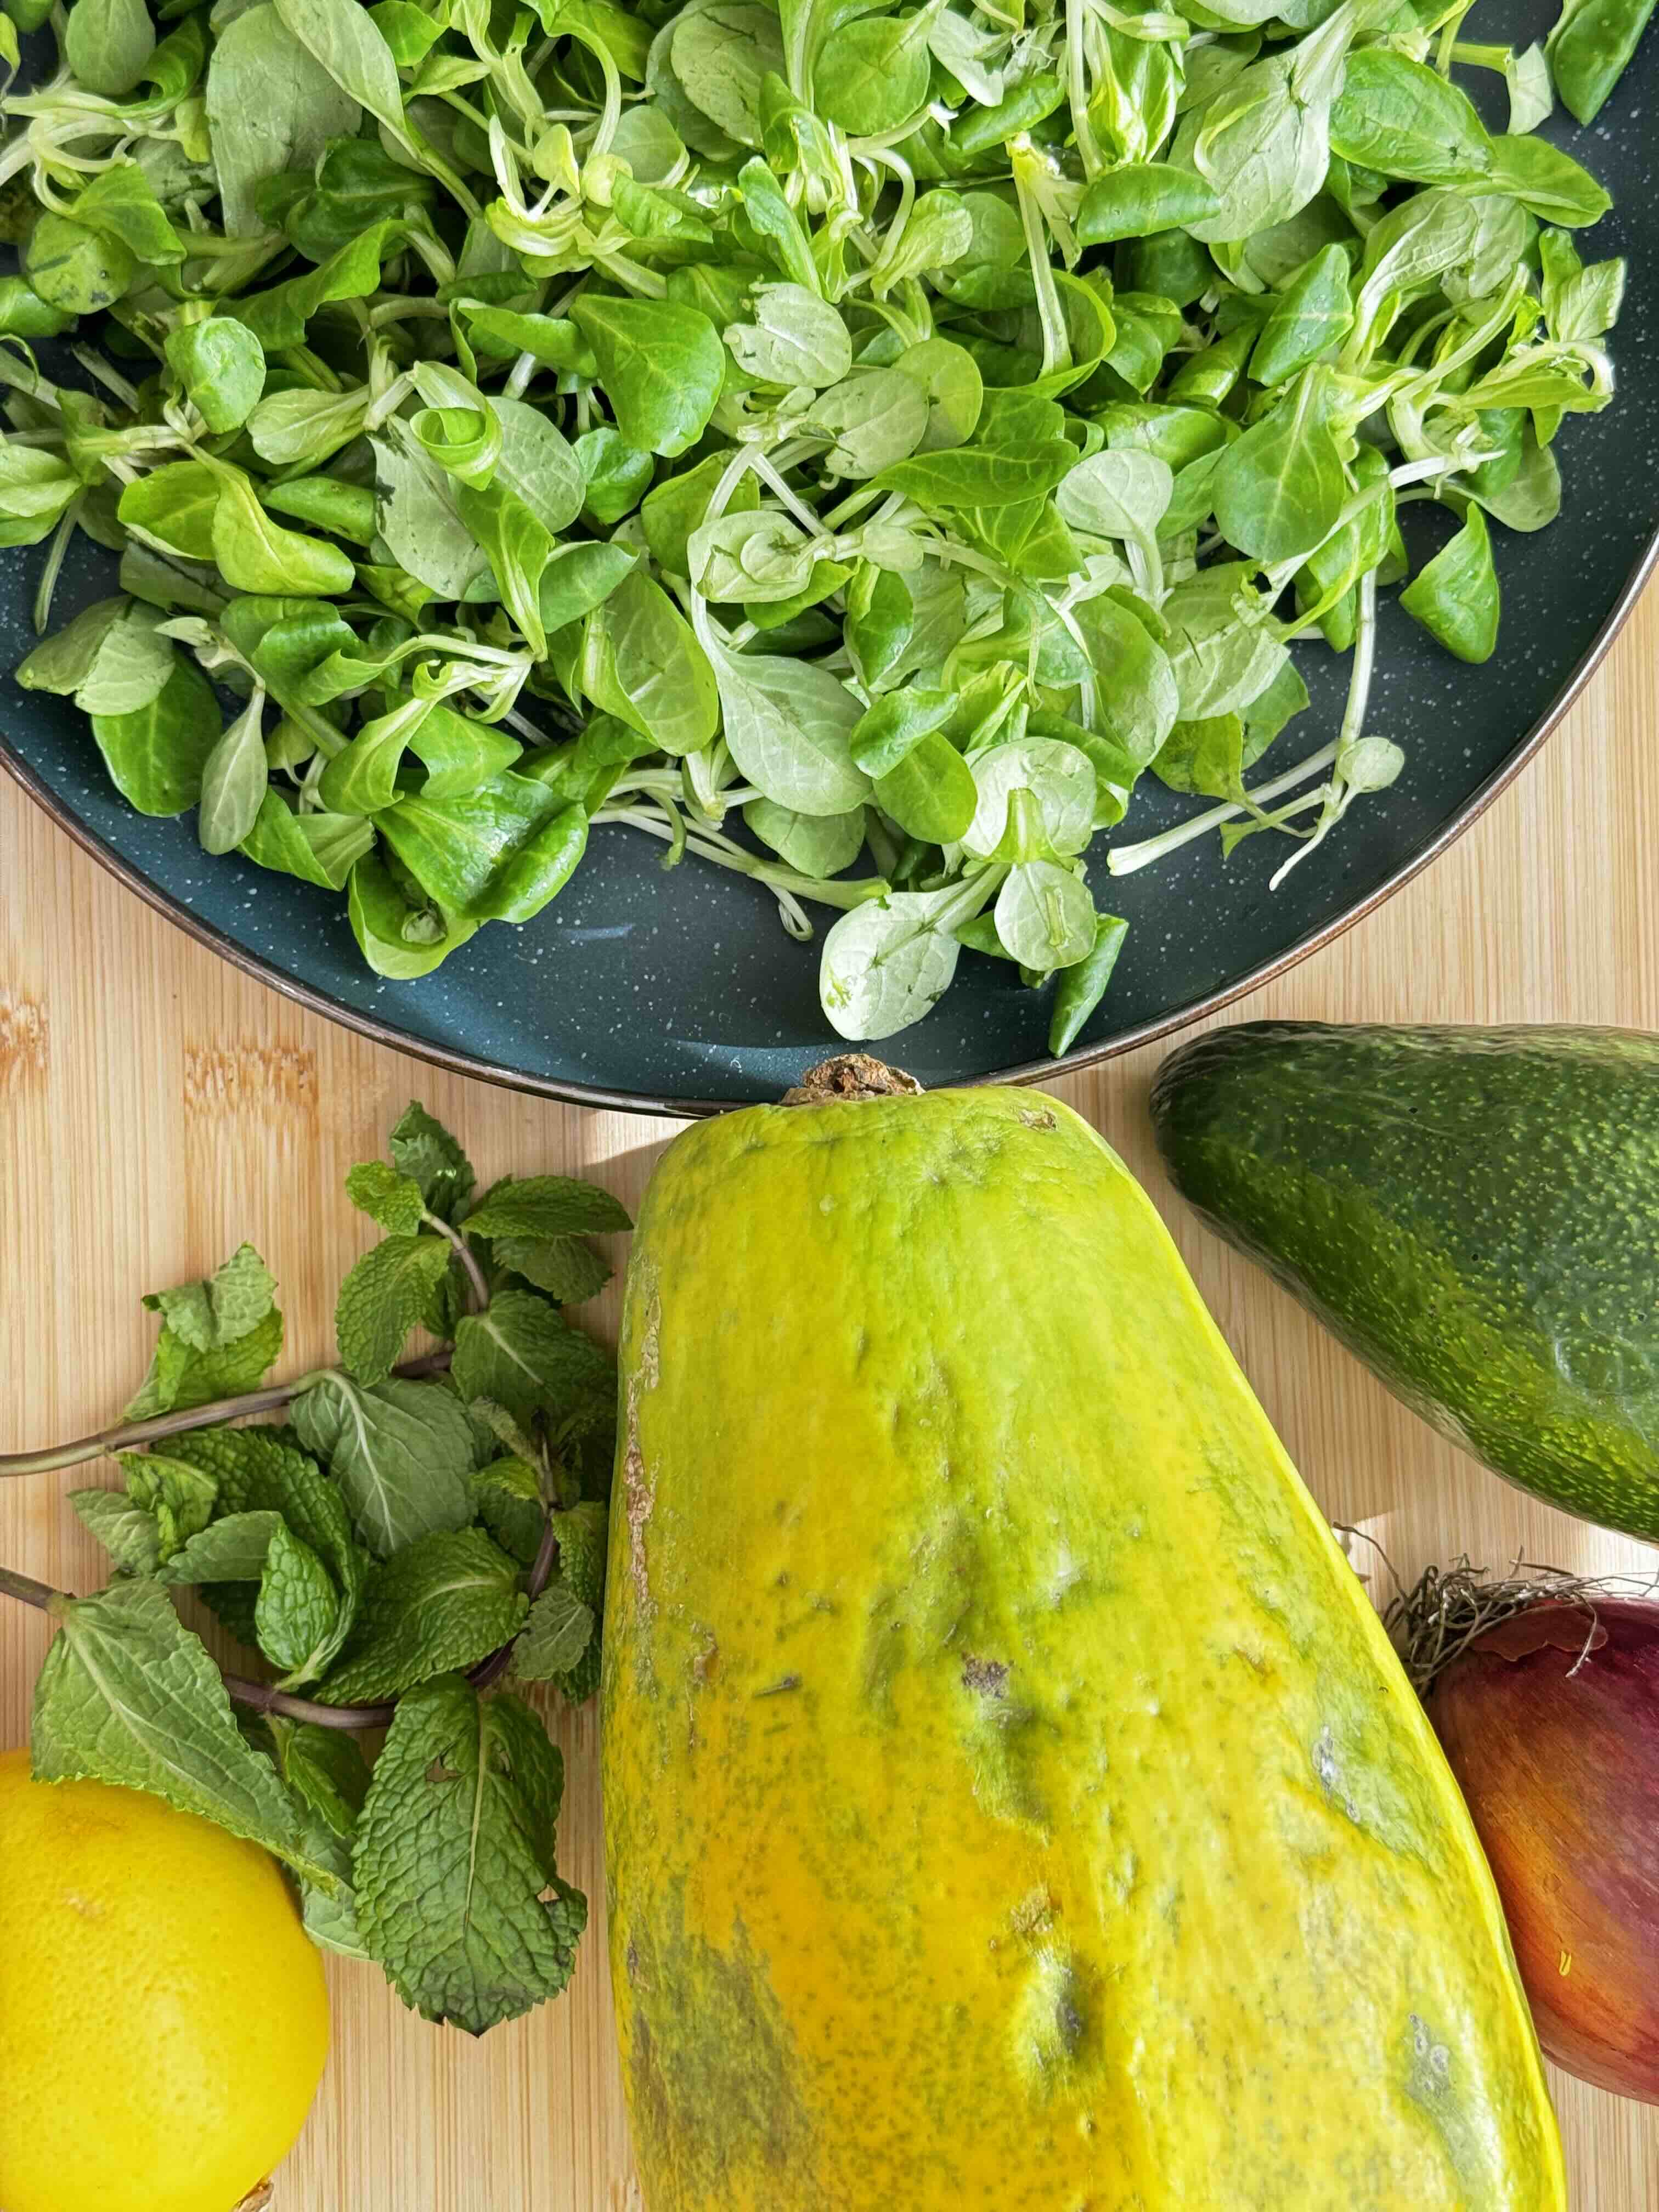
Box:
783;1054;923;1104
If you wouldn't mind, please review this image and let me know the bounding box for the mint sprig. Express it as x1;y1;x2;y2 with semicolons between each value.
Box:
0;1102;628;2035
30;1577;342;1894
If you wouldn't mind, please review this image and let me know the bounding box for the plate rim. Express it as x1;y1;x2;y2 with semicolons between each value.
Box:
4;522;1657;1122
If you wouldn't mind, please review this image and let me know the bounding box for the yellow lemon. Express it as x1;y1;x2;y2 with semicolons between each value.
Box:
0;1748;330;2212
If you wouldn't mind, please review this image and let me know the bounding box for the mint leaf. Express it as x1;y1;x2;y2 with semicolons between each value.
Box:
203;1586;262;1649
543;1372;617;1508
525;1499;608;1701
161;1427;357;1571
301;1843;370;1959
256;1522;342;1679
70;1488;162;1576
163;1510;284;1584
471;1454;546;1566
268;1718;372;1956
122;1250;283;1420
146;1243;276;1351
420;1247;477;1342
30;1579;338;1891
160;1425;366;1674
123;1306;284;1420
291;1373;476;1558
390;1102;475;1222
122;1451;217;1561
336;1232;454;1384
511;1583;593;1683
471;1400;541;1463
159;1425;293;1499
123;1326;196;1419
551;1499;607;1611
346;1160;427;1235
270;1716;371;1839
464;1176;630;1240
450;1290;612;1431
354;1678;585;2031
494;1234;611;1306
321;1530;527;1705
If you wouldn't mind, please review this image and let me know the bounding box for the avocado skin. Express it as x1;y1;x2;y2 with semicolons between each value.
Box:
1152;1021;1659;1541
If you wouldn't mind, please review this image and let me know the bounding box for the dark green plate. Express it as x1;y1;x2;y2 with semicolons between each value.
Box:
3;5;1655;1115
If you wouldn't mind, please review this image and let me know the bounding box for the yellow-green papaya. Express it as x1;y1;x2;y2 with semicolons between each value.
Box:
602;1075;1562;2212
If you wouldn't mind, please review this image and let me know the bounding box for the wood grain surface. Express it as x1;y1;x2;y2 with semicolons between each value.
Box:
3;578;1657;2210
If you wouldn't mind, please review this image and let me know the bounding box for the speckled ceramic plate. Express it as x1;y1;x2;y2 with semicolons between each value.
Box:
3;3;1656;1114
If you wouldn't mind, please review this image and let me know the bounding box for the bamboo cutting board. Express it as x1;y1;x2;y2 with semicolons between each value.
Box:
3;582;1658;2209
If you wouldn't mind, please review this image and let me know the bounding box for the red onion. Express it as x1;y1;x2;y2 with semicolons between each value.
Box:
1426;1594;1659;2102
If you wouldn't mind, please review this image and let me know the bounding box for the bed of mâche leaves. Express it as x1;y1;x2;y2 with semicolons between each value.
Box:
0;0;1634;1046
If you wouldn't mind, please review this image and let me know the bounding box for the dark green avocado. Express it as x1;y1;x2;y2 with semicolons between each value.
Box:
1150;1022;1659;1542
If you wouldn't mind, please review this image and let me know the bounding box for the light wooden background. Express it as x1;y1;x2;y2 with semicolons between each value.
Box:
3;583;1657;2212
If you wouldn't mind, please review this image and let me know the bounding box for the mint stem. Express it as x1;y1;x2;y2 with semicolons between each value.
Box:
470;1516;562;1696
225;1509;562;1731
0;1348;454;1477
1;1250;543;1730
0;1483;560;1734
0;1566;62;1612
426;1215;492;1314
221;1674;397;1731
